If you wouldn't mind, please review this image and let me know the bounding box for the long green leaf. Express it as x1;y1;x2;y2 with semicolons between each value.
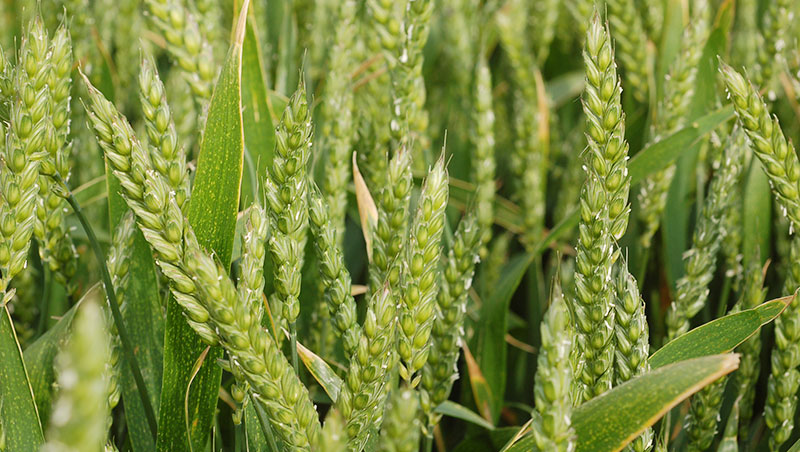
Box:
435;401;496;431
649;296;791;368
240;13;274;206
0;296;44;450
506;355;740;452
107;164;163;451
157;4;248;450
626;106;734;187
476;253;534;422
572;354;739;452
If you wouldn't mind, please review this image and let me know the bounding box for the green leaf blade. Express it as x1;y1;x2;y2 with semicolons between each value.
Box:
649;296;791;369
572;354;739;452
435;401;496;431
476;253;534;421
0;303;45;450
240;14;274;206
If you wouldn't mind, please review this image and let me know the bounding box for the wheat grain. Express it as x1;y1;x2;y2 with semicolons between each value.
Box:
638;1;711;248
497;0;547;249
143;0;216;100
369;147;412;293
389;0;433;162
471;54;496;253
308;184;362;360
229;202;268;423
531;0;560;65
398;155;448;382
0;18;52;294
421;212;481;419
754;0;791;88
264;79;311;349
337;286;397;450
765;237;800;450
320;409;347;452
606;0;650;103
721;62;800;232
733;256;767;439
572;13;631;401
378;388;422;452
7;266;38;346
532;279;575;451
104;211;138;410
320;0;357;242
35;24;79;290
138;55;191;210
614;262;653;452
686;377;727;452
637;0;663;42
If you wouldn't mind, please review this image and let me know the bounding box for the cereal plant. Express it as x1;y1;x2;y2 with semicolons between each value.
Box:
1;1;800;451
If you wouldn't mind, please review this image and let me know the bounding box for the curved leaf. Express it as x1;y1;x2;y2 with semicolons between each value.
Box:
505;354;740;452
297;341;342;402
649;296;792;369
435;401;496;431
572;354;739;451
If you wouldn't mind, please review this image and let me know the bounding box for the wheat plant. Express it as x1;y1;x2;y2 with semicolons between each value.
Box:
0;2;798;452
